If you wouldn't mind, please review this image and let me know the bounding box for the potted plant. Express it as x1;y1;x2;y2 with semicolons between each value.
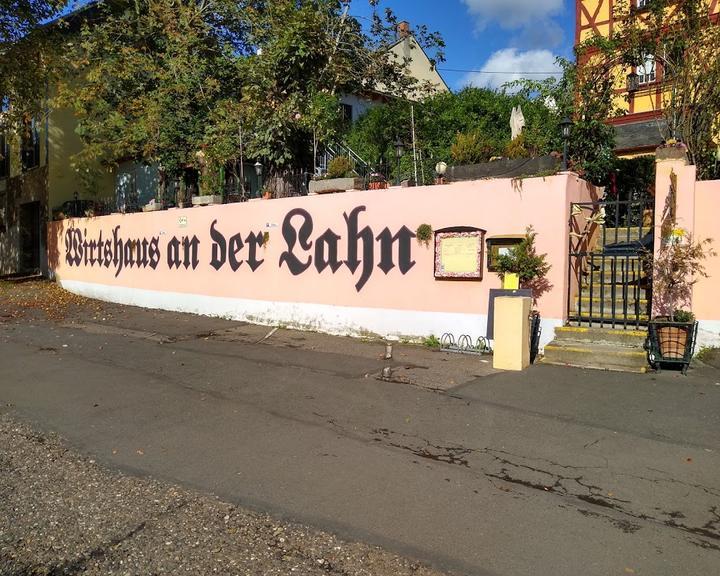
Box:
308;155;364;194
493;226;551;297
645;230;715;373
368;172;388;190
192;153;224;206
493;227;550;365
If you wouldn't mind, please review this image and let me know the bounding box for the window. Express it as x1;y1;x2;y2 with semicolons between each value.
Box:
636;0;651;8
0;133;8;180
638;55;656;85
21;117;40;171
341;103;353;124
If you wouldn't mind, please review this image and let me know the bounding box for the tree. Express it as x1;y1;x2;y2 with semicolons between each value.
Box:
0;0;65;43
0;0;68;127
232;0;445;170
55;0;445;189
511;58;617;185
56;0;244;189
345;85;562;184
580;0;720;179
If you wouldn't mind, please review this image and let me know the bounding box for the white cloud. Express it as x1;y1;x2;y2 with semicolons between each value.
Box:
461;0;564;29
461;48;562;91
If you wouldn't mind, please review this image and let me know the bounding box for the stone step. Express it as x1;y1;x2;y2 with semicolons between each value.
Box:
541;340;648;373
569;313;650;323
581;270;648;283
581;285;649;300
552;326;647;347
572;294;648;318
582;258;646;269
575;290;648;310
602;227;652;242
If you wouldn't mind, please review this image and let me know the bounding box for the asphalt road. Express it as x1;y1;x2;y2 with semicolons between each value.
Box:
2;307;720;576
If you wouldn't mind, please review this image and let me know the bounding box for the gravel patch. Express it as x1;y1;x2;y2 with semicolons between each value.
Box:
0;414;449;576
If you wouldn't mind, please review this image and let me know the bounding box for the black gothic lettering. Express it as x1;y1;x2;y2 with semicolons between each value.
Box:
139;239;149;268
123;239;136;268
103;240;112;267
112;226;123;277
280;209;313;275
88;240;97;266
73;229;83;267
64;229;73;266
149;238;160;269
209;220;226;271
182;236;200;270
82;231;89;266
167;237;181;269
245;232;265;272
60;207;414;289
315;228;342;274
376;226;416;275
343;206;374;292
229;233;244;271
96;231;104;266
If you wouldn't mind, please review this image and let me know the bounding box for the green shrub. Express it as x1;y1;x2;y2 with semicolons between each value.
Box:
504;134;532;159
327;155;354;178
423;335;441;348
672;310;695;323
416;223;433;246
494;226;550;287
450;132;499;165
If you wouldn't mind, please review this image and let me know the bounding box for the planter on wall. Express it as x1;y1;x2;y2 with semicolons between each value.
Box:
191;195;223;206
142;202;164;212
309;177;364;195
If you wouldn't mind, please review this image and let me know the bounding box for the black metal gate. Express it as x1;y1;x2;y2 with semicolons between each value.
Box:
567;193;654;329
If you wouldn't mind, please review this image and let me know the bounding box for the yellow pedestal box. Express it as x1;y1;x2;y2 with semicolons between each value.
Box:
493;296;531;371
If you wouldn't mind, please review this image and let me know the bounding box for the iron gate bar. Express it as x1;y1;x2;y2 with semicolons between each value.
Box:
567;194;653;329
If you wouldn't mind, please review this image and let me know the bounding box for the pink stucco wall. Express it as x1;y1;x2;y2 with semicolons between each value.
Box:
693;179;720;321
48;174;596;337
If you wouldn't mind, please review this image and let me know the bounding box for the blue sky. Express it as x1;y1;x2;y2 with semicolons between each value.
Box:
350;0;575;91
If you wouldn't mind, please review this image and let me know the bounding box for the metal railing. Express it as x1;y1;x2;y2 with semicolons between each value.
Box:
320;141;372;178
567;195;654;329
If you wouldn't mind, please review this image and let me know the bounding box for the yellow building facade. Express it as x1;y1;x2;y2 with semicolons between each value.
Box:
0;105;115;276
576;0;720;155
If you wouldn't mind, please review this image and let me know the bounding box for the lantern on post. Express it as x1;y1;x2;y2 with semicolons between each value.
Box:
394;137;404;186
560;117;573;171
254;161;263;197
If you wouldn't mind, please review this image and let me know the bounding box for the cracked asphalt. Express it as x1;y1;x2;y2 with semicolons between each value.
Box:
1;280;720;575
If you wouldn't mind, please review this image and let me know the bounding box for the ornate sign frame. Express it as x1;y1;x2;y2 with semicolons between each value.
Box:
433;226;486;280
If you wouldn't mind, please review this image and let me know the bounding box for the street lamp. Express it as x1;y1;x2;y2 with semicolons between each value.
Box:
254;161;263;197
560;117;573;171
394;137;404;186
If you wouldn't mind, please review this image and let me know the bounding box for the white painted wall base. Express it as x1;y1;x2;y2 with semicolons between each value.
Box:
59;280;562;349
697;320;720;350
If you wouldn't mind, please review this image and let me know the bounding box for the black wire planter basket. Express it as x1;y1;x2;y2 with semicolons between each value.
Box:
645;319;698;375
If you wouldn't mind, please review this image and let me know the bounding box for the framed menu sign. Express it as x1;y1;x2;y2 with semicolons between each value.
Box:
434;227;486;280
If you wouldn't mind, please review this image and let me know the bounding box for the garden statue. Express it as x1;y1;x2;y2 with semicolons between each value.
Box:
510;105;525;141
